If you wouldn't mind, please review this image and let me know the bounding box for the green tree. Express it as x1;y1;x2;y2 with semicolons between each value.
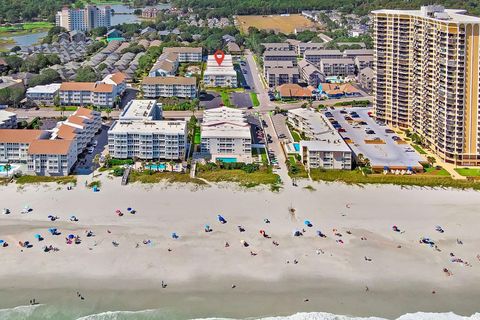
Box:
427;156;436;167
75;67;98;82
4;163;11;177
105;107;112;120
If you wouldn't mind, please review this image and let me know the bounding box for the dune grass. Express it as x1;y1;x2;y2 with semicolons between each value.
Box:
16;175;77;185
129;170;206;185
310;169;480;190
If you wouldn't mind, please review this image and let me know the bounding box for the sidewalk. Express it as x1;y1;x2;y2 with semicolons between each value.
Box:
395;131;466;180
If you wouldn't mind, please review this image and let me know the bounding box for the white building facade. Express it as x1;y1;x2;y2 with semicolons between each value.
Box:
200;107;252;163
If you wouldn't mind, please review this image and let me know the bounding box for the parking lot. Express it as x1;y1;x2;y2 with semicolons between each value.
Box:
74;124;110;175
231;92;253;109
324;107;426;170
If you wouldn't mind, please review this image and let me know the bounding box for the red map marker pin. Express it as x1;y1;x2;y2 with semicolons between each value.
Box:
214;50;225;66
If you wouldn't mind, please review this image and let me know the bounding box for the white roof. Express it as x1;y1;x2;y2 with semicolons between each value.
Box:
26;83;62;94
109;120;186;135
202;107;251;139
372;7;480;23
300;139;351;152
204;54;236;76
289;108;351;152
120;100;159;120
0;110;16;122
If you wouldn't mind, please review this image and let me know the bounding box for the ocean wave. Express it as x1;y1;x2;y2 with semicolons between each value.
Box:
1;307;479;320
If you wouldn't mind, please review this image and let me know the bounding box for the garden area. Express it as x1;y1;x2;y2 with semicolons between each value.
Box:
129;170;206;185
455;168;480;177
309;168;480;190
196;162;281;188
287;154;308;179
15;175;77;185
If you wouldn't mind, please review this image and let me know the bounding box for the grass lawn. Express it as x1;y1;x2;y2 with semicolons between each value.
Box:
310;169;480;190
455;168;480;177
194;126;201;144
129;170;206;185
250;92;260;107
412;144;427;154
288;155;309;179
197;167;280;188
0;22;53;37
424;167;450;176
290;130;301;142
220;91;232;107
54;106;78;112
16;175;77;185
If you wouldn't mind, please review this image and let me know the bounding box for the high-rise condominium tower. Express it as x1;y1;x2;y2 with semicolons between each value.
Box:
372;6;480;165
55;5;111;32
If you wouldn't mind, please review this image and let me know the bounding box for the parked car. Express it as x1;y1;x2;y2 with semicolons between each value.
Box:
385;129;395;133
278;133;286;139
366;130;375;134
87;147;95;154
338;128;346;132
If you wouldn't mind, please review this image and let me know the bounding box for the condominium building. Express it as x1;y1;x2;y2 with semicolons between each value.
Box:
55;5;111;31
0;110;17;129
297;42;324;56
262;43;291;51
319;58;356;76
288;108;352;170
303;50;343;66
201;107;252;163
372;5;480;165
149;52;179;77
141;77;197;98
26;84;62;106
59;82;117;108
263;61;299;87
108;101;187;160
102;72;127;96
263;50;297;64
298;59;325;87
163;47;203;62
27;139;77;176
203;54;237;88
0;129;76;176
52;107;102;155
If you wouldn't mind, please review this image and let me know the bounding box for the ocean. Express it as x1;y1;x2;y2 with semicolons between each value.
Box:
0;306;479;320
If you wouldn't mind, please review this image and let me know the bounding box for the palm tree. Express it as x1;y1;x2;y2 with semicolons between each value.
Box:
105;107;112;120
357;153;365;166
4;163;11;178
104;153;111;168
92;154;100;179
427;156;435;167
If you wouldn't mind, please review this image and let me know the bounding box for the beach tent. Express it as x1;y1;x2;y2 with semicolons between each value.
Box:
217;215;227;224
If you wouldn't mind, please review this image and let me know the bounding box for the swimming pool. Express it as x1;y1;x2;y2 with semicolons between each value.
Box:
0;164;19;175
146;163;166;171
293;143;300;152
217;157;237;163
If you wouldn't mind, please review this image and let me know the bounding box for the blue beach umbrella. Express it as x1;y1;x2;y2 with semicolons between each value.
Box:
171;232;179;239
0;240;4;244
34;234;41;239
68;234;75;239
304;220;313;227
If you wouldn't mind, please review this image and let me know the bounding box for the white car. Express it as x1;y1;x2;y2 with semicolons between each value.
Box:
87;147;95;154
92;140;98;147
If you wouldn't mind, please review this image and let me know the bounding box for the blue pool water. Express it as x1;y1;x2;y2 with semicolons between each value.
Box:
217;157;237;163
146;163;166;170
293;143;300;152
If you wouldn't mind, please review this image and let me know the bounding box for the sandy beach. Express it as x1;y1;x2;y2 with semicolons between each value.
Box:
0;175;480;319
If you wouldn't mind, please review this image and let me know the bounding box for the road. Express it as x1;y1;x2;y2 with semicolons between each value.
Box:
244;49;272;110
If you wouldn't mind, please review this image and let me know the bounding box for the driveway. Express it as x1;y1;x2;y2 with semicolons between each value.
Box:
231;92;253;109
199;92;223;109
74;123;110;175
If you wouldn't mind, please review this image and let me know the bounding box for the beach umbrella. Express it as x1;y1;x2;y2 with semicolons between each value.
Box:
217;215;227;224
304;220;313;227
171;232;179;239
34;234;42;239
68;234;75;239
127;208;132;211
0;240;4;244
